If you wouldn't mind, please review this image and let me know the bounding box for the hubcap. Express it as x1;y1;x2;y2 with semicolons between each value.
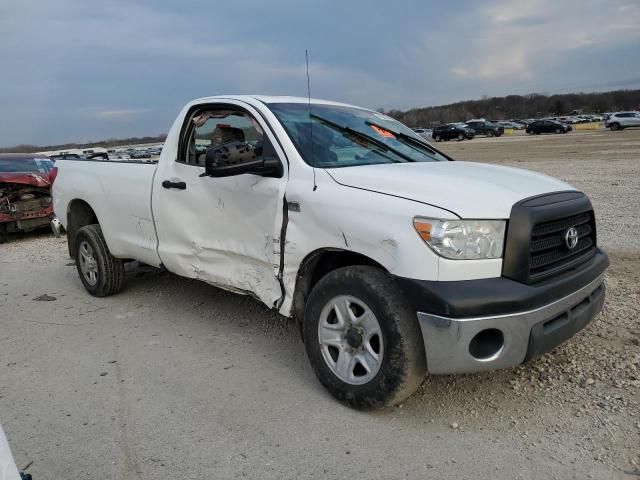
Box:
317;295;384;385
78;241;98;286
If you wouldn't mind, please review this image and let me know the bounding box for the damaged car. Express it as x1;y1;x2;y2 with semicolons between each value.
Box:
52;96;608;409
0;153;57;242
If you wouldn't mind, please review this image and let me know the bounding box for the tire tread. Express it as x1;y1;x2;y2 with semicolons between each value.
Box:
75;224;124;297
303;266;426;409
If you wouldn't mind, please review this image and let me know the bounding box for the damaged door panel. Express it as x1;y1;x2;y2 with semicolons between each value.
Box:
152;101;288;307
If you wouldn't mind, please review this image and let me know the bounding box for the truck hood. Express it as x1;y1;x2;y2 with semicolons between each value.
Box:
326;161;574;218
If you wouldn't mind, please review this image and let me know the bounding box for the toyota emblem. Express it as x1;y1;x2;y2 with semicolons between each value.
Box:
564;227;579;249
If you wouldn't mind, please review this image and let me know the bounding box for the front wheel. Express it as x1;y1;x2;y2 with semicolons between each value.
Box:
303;266;426;409
555;128;561;134
486;130;495;137
433;135;441;142
610;123;620;131
75;224;125;297
457;133;464;141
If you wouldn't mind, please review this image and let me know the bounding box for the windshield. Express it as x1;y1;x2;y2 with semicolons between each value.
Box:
0;157;54;174
267;103;448;168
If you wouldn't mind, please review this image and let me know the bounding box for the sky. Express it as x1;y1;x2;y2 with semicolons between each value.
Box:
1;0;639;146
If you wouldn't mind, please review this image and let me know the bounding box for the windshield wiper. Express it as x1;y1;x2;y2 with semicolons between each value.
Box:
310;114;415;163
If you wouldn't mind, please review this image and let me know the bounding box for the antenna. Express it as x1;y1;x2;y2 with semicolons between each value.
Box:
306;49;317;191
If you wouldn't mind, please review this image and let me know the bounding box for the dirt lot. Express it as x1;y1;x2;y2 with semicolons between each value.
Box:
1;129;639;479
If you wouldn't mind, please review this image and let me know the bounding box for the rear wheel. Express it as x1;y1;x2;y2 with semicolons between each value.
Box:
527;129;534;135
434;135;441;142
303;266;426;409
75;224;124;297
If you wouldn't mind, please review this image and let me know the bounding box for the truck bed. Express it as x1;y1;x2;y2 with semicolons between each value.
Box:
52;158;162;266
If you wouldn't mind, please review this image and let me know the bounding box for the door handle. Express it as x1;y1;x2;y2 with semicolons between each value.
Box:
162;179;187;190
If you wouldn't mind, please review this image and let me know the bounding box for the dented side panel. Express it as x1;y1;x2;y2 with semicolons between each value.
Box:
152;165;286;306
151;100;287;308
277;169;456;316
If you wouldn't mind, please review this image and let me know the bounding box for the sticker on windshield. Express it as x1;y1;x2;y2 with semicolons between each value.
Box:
370;124;396;138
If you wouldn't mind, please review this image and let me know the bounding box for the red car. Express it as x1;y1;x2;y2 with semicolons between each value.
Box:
0;153;58;242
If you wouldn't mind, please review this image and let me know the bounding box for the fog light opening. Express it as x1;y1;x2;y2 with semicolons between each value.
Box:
469;329;504;361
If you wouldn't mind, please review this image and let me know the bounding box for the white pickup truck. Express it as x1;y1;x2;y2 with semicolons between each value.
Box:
53;95;608;409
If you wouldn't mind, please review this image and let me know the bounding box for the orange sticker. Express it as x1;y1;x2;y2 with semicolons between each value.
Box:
370;124;396;138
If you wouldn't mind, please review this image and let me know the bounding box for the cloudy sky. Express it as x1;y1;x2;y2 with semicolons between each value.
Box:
1;0;639;146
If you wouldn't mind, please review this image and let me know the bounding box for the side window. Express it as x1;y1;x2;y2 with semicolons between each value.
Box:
181;108;264;166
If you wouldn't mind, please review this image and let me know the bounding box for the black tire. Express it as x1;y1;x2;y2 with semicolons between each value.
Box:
526;129;534;135
303;266;427;409
610;123;620;131
434;135;441;142
486;130;495;137
457;133;464;141
75;224;124;297
555;128;561;134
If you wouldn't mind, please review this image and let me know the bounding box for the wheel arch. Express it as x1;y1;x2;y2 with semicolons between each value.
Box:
66;199;100;258
291;247;387;325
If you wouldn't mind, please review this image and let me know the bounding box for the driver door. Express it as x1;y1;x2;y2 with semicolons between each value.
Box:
152;102;287;308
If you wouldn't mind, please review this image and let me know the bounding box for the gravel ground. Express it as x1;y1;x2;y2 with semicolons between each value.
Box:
1;129;639;479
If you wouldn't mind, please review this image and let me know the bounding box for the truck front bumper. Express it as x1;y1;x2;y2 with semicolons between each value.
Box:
395;249;608;374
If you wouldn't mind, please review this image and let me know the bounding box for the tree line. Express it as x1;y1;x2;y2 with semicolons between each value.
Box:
381;89;640;127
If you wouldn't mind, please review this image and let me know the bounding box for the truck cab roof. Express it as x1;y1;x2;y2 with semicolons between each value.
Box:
190;95;365;110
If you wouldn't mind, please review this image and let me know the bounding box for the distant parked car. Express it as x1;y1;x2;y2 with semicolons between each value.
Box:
131;149;151;159
49;153;81;161
498;121;523;130
526;120;572;135
432;124;475;142
464;120;503;137
605;111;640;131
412;128;433;140
49;152;109;161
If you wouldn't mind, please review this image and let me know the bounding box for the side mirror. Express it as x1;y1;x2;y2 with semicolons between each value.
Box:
201;139;283;178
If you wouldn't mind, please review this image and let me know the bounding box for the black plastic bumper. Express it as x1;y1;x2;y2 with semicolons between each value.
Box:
393;248;609;318
524;281;605;361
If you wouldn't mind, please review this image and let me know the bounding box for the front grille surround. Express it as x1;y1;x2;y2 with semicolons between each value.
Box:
502;191;597;285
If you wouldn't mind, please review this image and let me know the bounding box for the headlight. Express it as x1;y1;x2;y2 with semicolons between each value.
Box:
413;218;506;260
